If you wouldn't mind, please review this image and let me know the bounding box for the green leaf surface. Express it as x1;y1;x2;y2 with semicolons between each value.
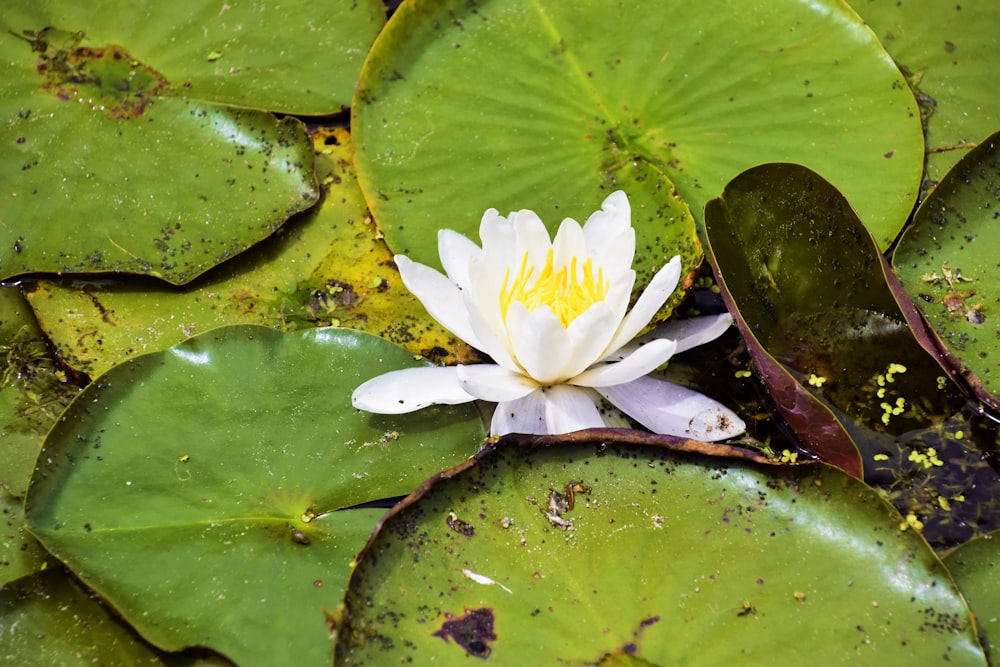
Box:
2;0;384;114
1;18;321;283
24;325;485;666
704;163;1000;548
24;128;478;379
852;0;1000;188
1;487;51;587
943;531;1000;660
352;0;923;289
335;441;986;665
0;567;227;666
892;131;1000;410
0;286;77;586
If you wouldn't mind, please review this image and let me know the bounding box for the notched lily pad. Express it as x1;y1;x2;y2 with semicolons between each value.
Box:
24;325;485;666
333;441;986;665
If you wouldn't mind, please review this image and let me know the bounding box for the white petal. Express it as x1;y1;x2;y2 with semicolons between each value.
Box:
583;191;635;276
352;367;475;414
602;256;682;357
608;312;734;362
570;338;678;388
438;229;481;293
491;385;604;435
478;209;516;271
643;312;733;354
455;364;537;402
596;375;745;441
464;294;521;372
559;300;626;379
395;255;482;350
504;302;573;384
551;217;587;270
511;208;553;270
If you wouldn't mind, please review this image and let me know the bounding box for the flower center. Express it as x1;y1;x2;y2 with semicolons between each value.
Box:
500;249;609;327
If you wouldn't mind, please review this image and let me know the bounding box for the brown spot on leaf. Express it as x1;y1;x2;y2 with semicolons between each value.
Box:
433;607;496;658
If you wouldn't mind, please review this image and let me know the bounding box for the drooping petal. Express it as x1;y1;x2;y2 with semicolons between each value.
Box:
607;312;734;362
352;366;475;414
491;384;604;435
570;338;678;388
595;375;746;441
643;312;733;354
504;301;573;384
601;255;682;358
455;364;537;402
438;229;481;292
395;255;482;350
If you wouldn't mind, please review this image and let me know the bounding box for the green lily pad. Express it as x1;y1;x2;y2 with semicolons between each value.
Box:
943;530;1000;659
24;325;485;666
1;285;77;586
1;567;232;665
334;441;986;665
352;0;923;288
852;0;1000;189
1;11;326;283
704;163;1000;547
3;1;384;114
892;131;1000;410
23;128;479;379
1;486;51;587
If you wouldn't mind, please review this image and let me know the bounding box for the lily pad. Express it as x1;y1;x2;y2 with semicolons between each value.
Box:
704;163;1000;547
3;1;384;114
853;0;1000;188
1;10;327;282
352;0;923;289
892;131;1000;410
24;325;485;666
0;567;231;665
0;285;76;586
943;531;1000;659
334;441;986;665
23;128;479;379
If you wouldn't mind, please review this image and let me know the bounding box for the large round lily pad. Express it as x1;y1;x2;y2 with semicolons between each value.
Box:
353;0;923;285
24;325;485;666
334;441;986;665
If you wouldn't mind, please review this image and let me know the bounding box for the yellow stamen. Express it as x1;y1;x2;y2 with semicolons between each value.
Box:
500;248;609;327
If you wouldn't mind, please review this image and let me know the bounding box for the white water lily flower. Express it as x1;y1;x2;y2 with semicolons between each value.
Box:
352;191;746;440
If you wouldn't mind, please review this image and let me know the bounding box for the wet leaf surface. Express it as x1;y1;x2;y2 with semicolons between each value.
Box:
893;131;1000;410
24;325;485;665
334;441;986;665
23;128;479;379
704;163;1000;548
